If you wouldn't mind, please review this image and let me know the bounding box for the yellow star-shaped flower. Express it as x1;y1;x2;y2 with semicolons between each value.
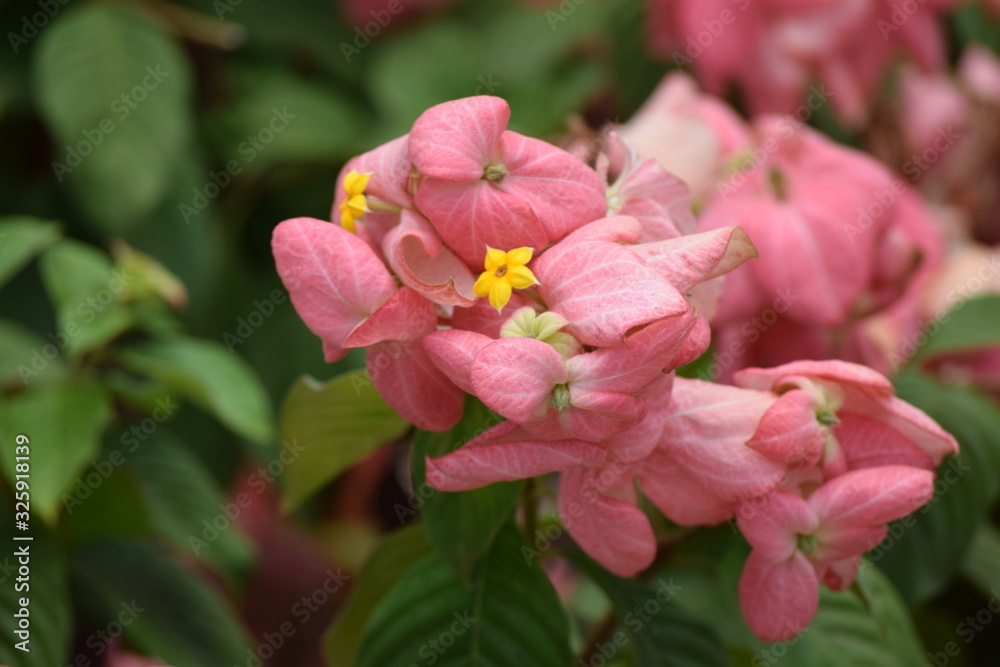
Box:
338;170;371;233
473;246;540;313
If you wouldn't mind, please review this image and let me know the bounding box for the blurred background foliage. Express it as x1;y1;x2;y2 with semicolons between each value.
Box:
1;0;1000;665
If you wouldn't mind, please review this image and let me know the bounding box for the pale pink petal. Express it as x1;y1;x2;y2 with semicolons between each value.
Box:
367;338;464;431
833;413;935;471
809;465;934;531
739;550;819;642
499;131;608;240
559;467;656;577
426;438;606;491
343;287;437;348
840;393;959;466
414;178;548;267
640;450;737;526
554;216;643;245
471;337;568;422
272;217;396;362
423;329;493;394
630;226;758;294
382;210;477;306
737;491;819;562
409;96;509;180
733;360;894;396
536;238;689;347
747;389;825;468
561;392;648;441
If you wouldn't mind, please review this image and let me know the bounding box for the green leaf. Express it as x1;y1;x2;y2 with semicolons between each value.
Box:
117;337;274;444
207;66;368;169
0;216;60;289
910;295;1000;363
280;371;409;511
0;319;67;387
0;515;71;667
38;239;134;357
960;522;1000;596
71;538;252;667
669;547;926;666
411;398;522;583
357;523;573;667
33;5;193;231
125;435;253;575
572;556;732;667
325;525;432;666
0;382;112;521
874;372;1000;605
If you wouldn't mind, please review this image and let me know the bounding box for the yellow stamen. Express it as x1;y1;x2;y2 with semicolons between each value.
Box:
338;169;372;232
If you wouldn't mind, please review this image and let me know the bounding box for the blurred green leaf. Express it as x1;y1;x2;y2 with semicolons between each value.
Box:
279;370;409;511
357;522;573;667
125;435;254;575
573;555;733;667
909;295;1000;362
207;66;368;170
0;319;66;387
71;538;252;667
411;398;522;583
38;239;134;357
960;522;1000;596
62;466;151;545
0;515;71;666
0;216;60;289
117;337;274;444
325;524;432;666
874;373;1000;606
33;4;193;231
0;381;112;521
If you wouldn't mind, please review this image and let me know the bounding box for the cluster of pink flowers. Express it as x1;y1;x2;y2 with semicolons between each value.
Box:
272;95;958;641
647;0;959;122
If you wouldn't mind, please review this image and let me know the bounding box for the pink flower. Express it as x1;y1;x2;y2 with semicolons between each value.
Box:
408;96;606;265
733;360;959;476
738;466;934;640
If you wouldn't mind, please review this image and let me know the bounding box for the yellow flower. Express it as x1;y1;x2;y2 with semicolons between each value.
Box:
338;170;371;233
473;246;540;313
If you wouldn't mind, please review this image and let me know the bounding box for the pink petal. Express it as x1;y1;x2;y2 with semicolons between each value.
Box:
414;178;548;267
450;294;535;338
367;337;464;431
737;491;819;562
809;465;934;530
499;131;608;241
566;312;697;394
272;217;396;362
639;450;738;526
630;226;758;294
659;378;785;504
561;391;648;441
381;210;477;306
471;337;568;423
426;437;606;491
746;389;825;468
423;329;492;394
409;96;509;181
833;413;935;471
536;238;689;347
332;134;413;216
343;287;437;348
840;393;959;466
739;550;819;642
555;216;643;245
733;360;894;396
559;467;656;577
